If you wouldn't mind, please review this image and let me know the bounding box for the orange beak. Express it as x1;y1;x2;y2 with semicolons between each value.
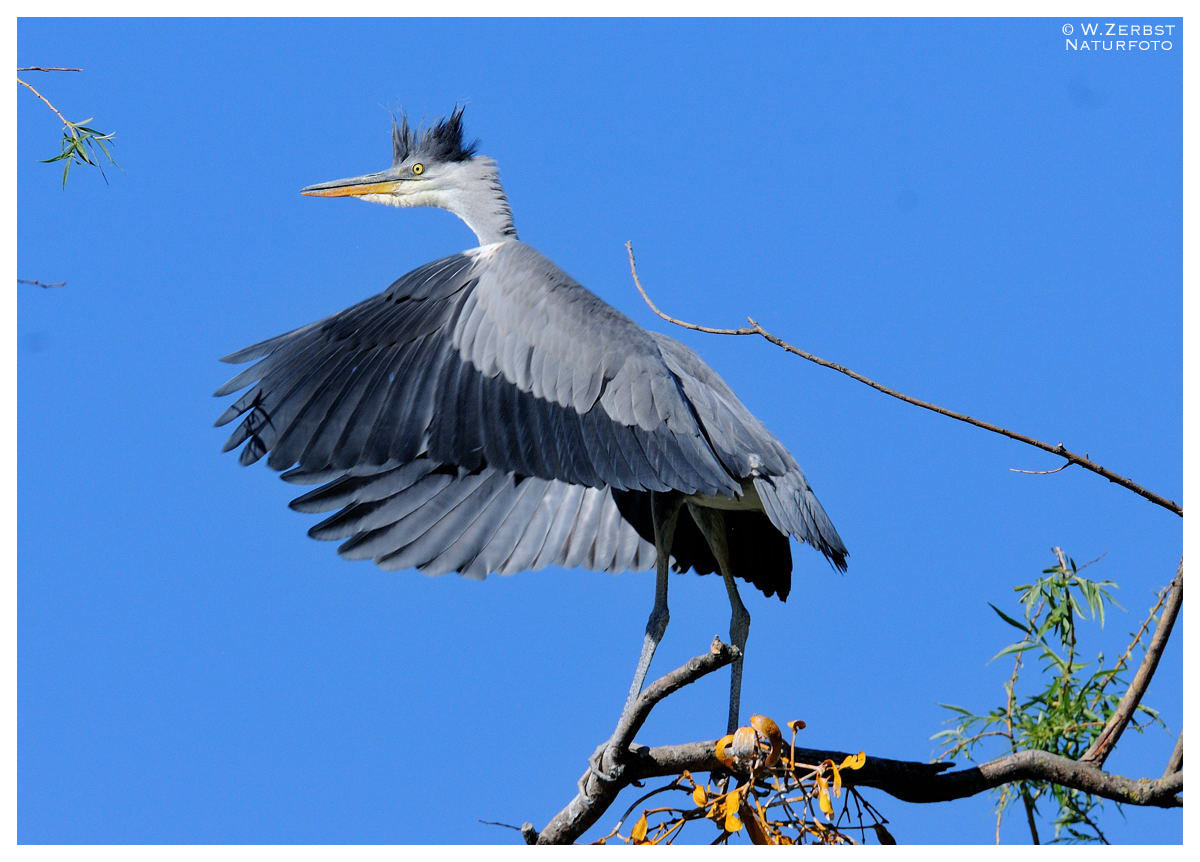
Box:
300;174;403;198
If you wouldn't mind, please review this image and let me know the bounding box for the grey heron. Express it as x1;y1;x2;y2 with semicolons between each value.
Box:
215;108;847;738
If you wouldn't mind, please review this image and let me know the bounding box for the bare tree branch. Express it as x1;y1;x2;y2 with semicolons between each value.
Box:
869;750;1182;809
536;736;1180;843
624;242;1182;518
1010;461;1074;476
637;744;1180;809
16;75;72;127
17;278;66;288
530;246;1186;843
1021;790;1041;844
607;636;739;761
1081;562;1183;768
535;640;738;845
1088;567;1177;712
626;739;954;789
16;66;83;72
1164;733;1183;778
531;634;1181;843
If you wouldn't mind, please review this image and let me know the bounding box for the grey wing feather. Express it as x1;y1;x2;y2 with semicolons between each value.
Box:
217;240;846;576
295;459;655;578
216;242;741;497
754;472;847;571
651;332;848;569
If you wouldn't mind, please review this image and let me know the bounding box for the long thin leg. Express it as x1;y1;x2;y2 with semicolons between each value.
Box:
584;492;683;791
721;570;750;735
623;492;683;708
689;504;750;734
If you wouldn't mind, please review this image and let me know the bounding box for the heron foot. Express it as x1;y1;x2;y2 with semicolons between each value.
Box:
578;741;622;795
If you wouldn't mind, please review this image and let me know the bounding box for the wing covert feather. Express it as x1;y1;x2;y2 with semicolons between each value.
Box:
216;242;741;496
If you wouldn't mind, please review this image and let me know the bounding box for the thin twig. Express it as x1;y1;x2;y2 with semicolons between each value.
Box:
1163;733;1182;778
1080;562;1183;768
1020;788;1041;844
17;279;66;288
996;641;1024;841
612;781;684;828
625;242;756;336
1010;461;1075;476
947;729;1011;751
1087;576;1175;713
16;66;83;72
16;76;74;130
624;242;1182;518
1076;807;1110;845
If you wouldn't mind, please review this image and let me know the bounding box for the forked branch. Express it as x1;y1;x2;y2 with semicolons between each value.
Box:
530;637;1180;844
536;639;739;844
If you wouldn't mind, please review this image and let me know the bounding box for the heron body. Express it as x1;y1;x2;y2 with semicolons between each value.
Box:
216;108;847;734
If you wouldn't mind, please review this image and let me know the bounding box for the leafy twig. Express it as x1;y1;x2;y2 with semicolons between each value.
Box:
17;72;118;187
1080;562;1182;768
935;552;1173;842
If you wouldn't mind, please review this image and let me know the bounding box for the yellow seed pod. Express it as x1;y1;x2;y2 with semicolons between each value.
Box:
839;751;867;771
750;714;782;766
631;813;648;843
714;733;736;768
816;776;834;819
723;796;743;833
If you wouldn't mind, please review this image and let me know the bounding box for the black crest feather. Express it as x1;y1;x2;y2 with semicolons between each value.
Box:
391;106;478;166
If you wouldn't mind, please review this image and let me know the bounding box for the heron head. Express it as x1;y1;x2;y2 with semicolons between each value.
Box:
300;106;484;208
300;107;514;244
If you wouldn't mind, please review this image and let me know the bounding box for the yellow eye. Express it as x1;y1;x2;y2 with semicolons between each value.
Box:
411;163;425;175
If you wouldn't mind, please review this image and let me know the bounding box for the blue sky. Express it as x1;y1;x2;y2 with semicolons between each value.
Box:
18;18;1182;844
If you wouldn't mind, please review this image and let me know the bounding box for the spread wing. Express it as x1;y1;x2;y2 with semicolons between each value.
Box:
215;240;846;574
215;242;743;497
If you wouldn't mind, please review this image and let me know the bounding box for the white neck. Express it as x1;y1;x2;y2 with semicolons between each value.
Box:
440;157;517;245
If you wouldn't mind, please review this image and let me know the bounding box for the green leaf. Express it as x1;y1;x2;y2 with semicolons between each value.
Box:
988;602;1031;634
938;703;976;716
988;641;1035;663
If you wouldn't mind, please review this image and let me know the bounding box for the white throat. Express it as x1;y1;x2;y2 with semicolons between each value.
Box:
435;157;517;245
